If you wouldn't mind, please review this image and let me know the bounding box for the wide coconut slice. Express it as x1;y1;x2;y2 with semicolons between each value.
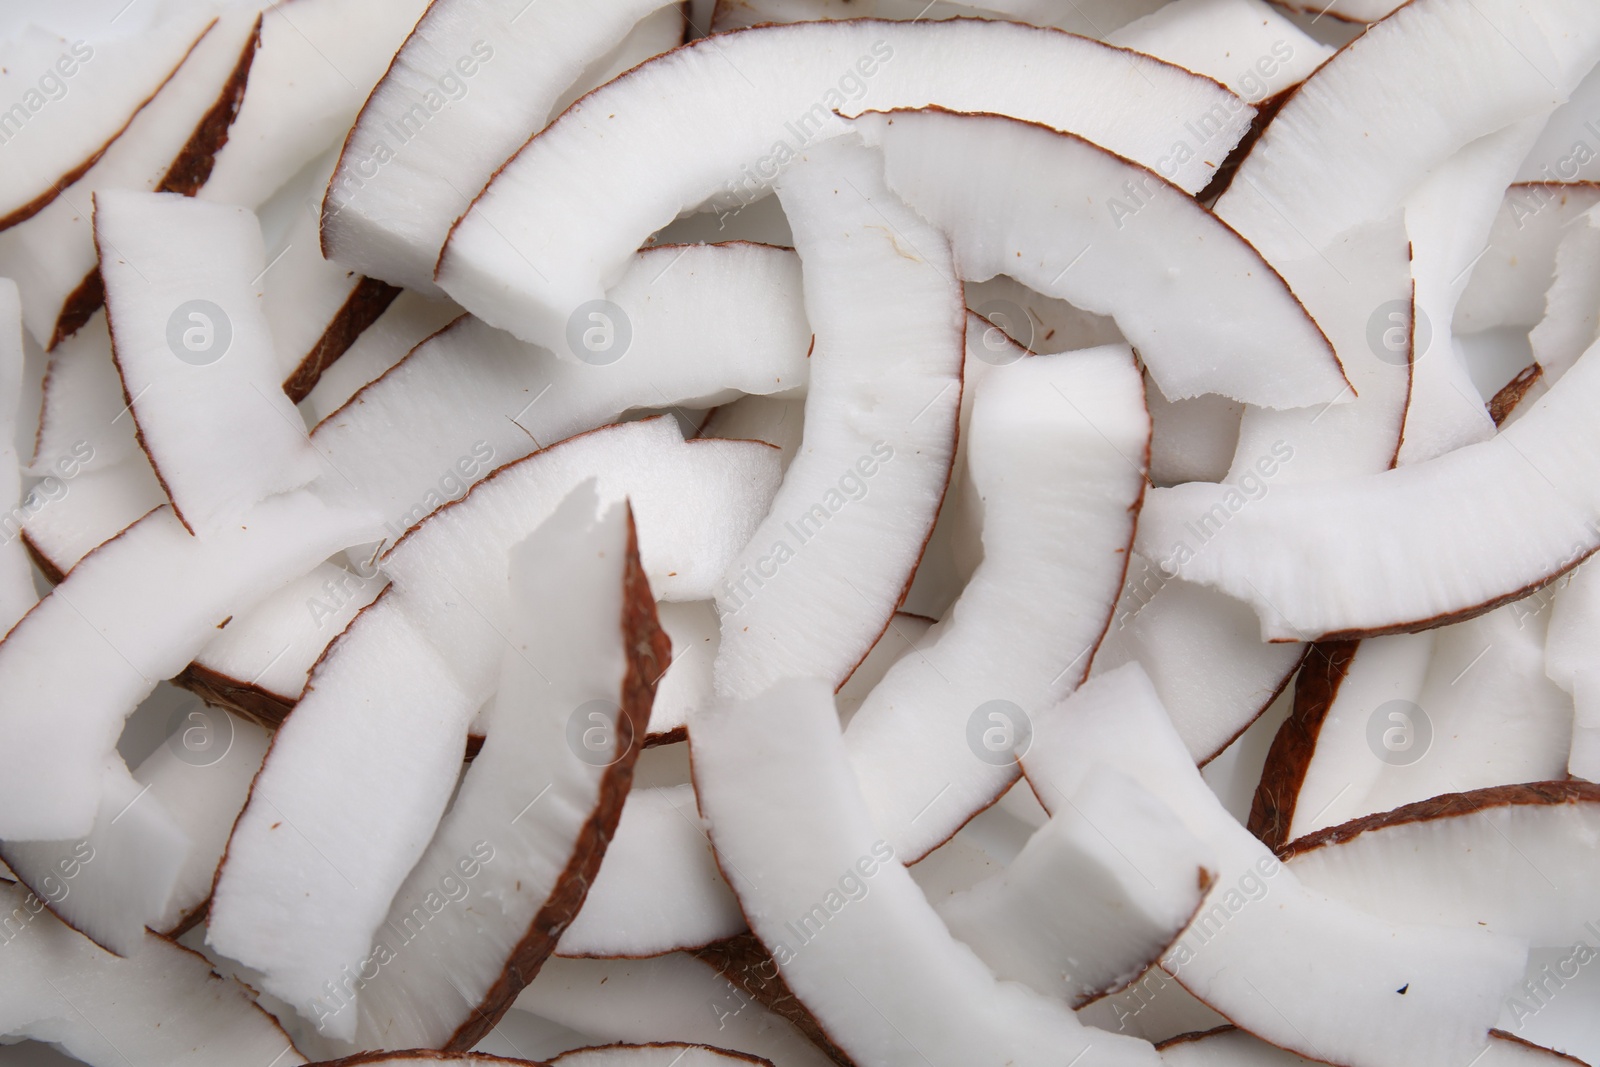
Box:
0;489;376;841
0;279;36;634
1213;0;1600;265
0;10;260;350
711;137;962;700
95;190;321;534
322;0;681;293
313;243;806;536
1021;663;1528;1067
517;955;834;1067
1281;781;1600;947
209;421;778;1032
842;343;1148;860
0;882;304;1067
937;765;1214;1006
436;18;1253;348
0;9;215;231
1159;1026;1582;1067
691;677;1163;1067
1457;183;1600;334
850;107;1345;409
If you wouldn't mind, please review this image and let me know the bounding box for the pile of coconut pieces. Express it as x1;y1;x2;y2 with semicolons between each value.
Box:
4;0;1600;1064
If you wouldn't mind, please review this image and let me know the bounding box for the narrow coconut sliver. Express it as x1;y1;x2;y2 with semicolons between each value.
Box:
842;344;1148;861
1136;333;1600;642
336;487;668;1051
437;18;1253;348
518;955;835;1067
851;107;1345;410
712;137;962;700
1213;0;1600;266
709;0;1169;40
321;0;680;293
0;490;376;841
302;290;462;421
1457;183;1600;334
210;422;778;1031
691;677;1162;1067
29;312;138;479
1281;782;1600;948
1159;1026;1582;1067
1105;0;1333;100
936;765;1214;1006
0;889;306;1066
644;601;719;740
1021;664;1528;1067
556;783;745;958
551;1045;773;1067
313;243;807;534
19;455;167;581
95;190;321;535
0;279;36;633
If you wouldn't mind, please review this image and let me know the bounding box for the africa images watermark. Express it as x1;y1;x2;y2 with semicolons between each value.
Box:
0;39;94;147
1503;921;1600;1031
1152;440;1295;586
1;840;96;947
1;440;95;548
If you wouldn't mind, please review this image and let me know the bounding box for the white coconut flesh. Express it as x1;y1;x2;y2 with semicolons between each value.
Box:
709;0;1170;38
1021;663;1528;1067
301;289;463;422
18;455;167;579
1159;1026;1581;1067
0;278;36;633
437;18;1254;348
1457;183;1600;334
1105;0;1333;101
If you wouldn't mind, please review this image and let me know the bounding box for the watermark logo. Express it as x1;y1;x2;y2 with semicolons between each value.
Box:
566;699;634;767
1366;299;1430;368
565;299;631;366
972;298;1031;364
165;701;236;768
1366;699;1431;766
167;300;232;366
966;700;1032;767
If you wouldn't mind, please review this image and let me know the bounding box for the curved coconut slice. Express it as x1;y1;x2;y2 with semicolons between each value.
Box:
711;137;963;700
319;489;668;1050
551;1045;771;1067
18;454;167;581
0;11;215;232
0;883;304;1067
437;18;1254;348
1213;0;1600;265
937;765;1215;1007
0;279;36;634
850;107;1345;409
1106;0;1332;101
210;422;778;1032
1159;1026;1583;1067
30;312;138;479
313;243;807;535
1022;663;1528;1067
0;489;376;841
1136;331;1600;642
1458;184;1600;334
177;560;387;727
1281;781;1600;947
691;677;1162;1067
95;190;321;534
0;11;259;350
710;0;1169;39
303;290;462;421
843;344;1147;861
198;0;430;212
557;784;744;959
518;955;835;1067
322;0;680;293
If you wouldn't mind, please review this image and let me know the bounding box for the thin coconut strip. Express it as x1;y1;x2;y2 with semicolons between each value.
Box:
1021;664;1528;1067
438;18;1253;349
710;0;1170;37
1458;183;1600;334
96;190;321;535
330;490;668;1051
0;489;377;841
711;137;963;700
210;420;779;1032
30;311;138;479
321;0;681;293
691;677;1163;1067
313;242;807;538
517;954;835;1067
302;290;463;422
1136;332;1600;642
1214;0;1600;266
0;11;259;350
0;279;36;634
1159;1026;1583;1067
842;344;1148;862
849;107;1345;410
0;883;305;1067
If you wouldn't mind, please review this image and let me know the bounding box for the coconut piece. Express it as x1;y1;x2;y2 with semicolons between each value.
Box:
0;10;259;350
1570;671;1600;782
1106;0;1332;101
699;396;807;469
962;274;1123;356
937;765;1214;1006
1529;203;1600;384
1022;663;1528;1067
1282;781;1600;947
18;455;167;580
842;344;1148;861
302;290;462;421
95;190;321;534
1074;964;1229;1045
437;18;1254;348
711;137;962;700
551;1047;773;1067
313;243;807;536
210;422;778;1032
1457;183;1600;334
322;0;682;293
851;107;1345;410
0;279;36;634
1546;562;1600;694
518;955;834;1067
710;0;1168;38
0;489;377;841
550;6;688;119
1147;387;1243;488
29;312;138;480
645;600;718;740
692;677;1163;1067
1159;1026;1583;1066
0;883;304;1066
